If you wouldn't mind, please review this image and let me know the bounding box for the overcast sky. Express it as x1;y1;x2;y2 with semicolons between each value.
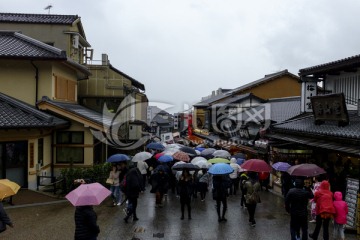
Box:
2;0;360;113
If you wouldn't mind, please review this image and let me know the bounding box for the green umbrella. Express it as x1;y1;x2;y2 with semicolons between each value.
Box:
207;158;231;164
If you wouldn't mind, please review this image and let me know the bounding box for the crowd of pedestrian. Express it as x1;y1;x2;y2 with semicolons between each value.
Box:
1;145;352;240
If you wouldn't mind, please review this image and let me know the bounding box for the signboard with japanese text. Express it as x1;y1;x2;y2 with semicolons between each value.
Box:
304;81;317;112
310;93;349;126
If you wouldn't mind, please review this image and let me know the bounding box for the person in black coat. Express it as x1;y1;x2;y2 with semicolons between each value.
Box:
74;205;100;240
0;202;13;233
123;167;143;223
285;178;314;240
212;175;231;222
149;165;169;208
178;169;194;220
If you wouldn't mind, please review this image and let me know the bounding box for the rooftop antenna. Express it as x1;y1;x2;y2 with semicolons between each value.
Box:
44;4;53;14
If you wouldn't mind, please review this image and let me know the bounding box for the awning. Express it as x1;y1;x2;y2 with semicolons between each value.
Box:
267;133;360;156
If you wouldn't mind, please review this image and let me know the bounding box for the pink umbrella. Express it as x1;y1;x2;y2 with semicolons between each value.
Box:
65;182;111;206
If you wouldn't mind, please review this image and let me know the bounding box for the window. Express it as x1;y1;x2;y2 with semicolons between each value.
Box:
54;75;77;101
56;132;84;164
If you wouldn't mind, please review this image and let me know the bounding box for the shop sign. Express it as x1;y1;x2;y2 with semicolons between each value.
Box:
304;81;317;112
311;93;349;126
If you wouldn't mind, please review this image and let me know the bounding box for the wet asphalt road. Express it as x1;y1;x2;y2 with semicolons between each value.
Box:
2;187;358;240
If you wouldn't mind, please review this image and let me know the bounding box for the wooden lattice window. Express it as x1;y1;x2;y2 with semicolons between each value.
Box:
55;75;77;101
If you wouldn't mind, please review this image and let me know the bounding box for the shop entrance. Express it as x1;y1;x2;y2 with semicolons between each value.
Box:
0;141;28;187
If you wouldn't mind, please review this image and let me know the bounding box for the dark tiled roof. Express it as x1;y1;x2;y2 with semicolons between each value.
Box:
0;13;78;25
299;54;360;77
0;31;66;59
0;93;68;129
38;97;112;128
193;93;228;107
271;110;360;140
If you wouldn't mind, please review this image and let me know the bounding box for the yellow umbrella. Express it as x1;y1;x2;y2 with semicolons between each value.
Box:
0;179;21;200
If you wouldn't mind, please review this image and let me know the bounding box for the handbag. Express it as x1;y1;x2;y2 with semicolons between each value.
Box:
106;178;114;185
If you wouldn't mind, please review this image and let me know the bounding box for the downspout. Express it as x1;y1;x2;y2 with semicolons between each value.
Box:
30;61;39;105
51;131;54;179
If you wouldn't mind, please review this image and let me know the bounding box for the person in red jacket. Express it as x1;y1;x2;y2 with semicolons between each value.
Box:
309;180;336;240
333;191;348;240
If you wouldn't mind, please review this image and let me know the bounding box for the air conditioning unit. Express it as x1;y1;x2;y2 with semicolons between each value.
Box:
129;124;142;140
72;35;79;49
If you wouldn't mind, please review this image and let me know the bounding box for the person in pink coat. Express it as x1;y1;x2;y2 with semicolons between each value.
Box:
333;191;348;240
309;180;336;240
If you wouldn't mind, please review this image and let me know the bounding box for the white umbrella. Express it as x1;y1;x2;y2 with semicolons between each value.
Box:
191;156;208;165
193;160;211;169
213;150;231;159
132;152;152;162
162;148;180;156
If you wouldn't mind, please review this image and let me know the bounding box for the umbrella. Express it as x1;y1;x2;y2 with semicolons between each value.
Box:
208;158;231;164
213;150;231;159
107;154;130;163
179;146;197;157
193;160;211;169
158;155;174;163
195;147;205;152
162;148;179;156
172;151;190;162
272;162;292;172
132;152;152;162
236;158;245;165
165;143;184;149
0;179;21;200
195;150;201;155
232;153;246;159
65;182;111;206
154;152;164;160
200;148;216;158
146;142;165;151
191;156;208;165
241;159;272;172
172;163;200;171
287;163;326;177
208;163;234;175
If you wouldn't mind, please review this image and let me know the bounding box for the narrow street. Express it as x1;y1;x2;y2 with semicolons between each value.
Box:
3;187;358;240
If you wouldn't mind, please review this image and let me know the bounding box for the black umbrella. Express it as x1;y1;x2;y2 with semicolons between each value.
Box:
172;163;200;171
179;146;197;157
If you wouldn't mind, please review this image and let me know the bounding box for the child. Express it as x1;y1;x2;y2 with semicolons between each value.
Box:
333;191;348;240
309;176;321;223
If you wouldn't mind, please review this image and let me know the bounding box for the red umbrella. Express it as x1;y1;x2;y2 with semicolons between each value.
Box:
172;151;190;162
287;163;326;177
154;152;164;160
241;159;271;172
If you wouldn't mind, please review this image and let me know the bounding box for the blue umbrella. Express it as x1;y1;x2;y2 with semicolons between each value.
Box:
236;158;245;165
158;155;173;163
146;142;165;151
107;154;130;163
195;147;205;152
208;163;234;175
272;162;292;172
